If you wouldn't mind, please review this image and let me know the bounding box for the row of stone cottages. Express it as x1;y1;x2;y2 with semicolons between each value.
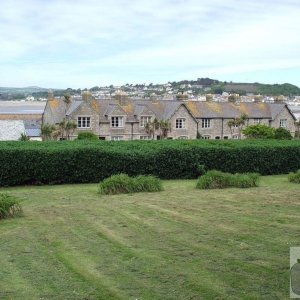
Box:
43;92;296;140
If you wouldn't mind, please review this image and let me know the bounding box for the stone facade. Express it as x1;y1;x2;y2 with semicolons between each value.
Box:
43;95;297;140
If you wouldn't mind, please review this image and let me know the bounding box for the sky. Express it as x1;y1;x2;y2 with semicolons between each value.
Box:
0;0;300;88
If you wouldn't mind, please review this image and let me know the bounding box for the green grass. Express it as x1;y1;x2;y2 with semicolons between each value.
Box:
0;175;299;299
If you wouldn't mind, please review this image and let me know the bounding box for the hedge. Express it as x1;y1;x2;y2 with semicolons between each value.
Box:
0;139;300;186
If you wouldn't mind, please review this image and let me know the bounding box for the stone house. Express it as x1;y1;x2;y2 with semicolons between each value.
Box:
43;92;296;140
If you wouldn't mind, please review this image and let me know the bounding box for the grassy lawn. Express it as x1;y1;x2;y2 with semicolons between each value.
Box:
0;175;299;299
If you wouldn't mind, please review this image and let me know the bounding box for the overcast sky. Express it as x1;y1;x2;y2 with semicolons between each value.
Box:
1;0;300;88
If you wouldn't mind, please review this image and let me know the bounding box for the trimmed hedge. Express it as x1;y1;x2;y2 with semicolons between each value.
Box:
0;140;300;186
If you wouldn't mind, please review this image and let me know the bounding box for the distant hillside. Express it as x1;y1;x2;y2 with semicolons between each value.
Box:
221;82;300;96
1;79;299;99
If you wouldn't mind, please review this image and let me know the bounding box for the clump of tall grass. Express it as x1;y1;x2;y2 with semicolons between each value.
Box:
196;170;260;189
0;194;23;219
288;170;300;183
98;174;163;195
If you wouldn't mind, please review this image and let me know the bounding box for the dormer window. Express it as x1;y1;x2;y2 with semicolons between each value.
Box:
111;116;124;128
140;116;152;127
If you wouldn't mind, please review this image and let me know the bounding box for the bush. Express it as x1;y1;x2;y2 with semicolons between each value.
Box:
243;124;275;139
274;127;292;140
230;173;260;188
196;171;260;189
196;170;232;189
0;140;300;186
98;174;163;195
77;132;98;140
288;170;300;183
133;175;163;193
0;194;22;219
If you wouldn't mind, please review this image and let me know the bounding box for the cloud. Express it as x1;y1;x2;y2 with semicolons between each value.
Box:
0;0;299;87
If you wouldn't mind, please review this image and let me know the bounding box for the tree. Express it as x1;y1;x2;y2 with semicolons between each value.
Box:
41;123;57;141
243;124;275;139
227;113;248;139
159;120;171;139
63;93;72;115
65;120;77;140
144;118;160;140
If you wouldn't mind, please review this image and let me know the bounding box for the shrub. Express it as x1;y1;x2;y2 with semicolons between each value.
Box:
196;171;260;189
243;124;275;139
230;173;260;188
133;175;163;193
98;174;163;195
0;194;22;219
288;170;300;183
196;170;232;189
274;127;292;140
77;131;98;140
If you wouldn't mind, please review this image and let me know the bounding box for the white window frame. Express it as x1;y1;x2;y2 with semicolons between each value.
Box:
232;135;239;139
178;136;188;140
140;135;151;140
77;116;91;128
202;119;211;129
176;118;186;129
254;118;261;125
140;116;152;127
111;136;123;141
111;116;124;128
202;135;211;140
279;119;287;128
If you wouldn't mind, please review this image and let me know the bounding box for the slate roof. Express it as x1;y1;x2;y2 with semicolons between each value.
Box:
57;97;295;122
25;128;41;137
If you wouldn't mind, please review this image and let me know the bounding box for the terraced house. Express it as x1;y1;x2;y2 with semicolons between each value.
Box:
43;91;296;140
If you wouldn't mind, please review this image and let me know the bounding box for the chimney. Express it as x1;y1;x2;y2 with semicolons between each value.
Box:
82;91;93;102
48;89;54;100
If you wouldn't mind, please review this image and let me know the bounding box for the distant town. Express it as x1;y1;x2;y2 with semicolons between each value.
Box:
1;77;300;141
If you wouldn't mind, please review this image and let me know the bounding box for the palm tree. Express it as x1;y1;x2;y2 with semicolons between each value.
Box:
145;118;160;139
65;120;77;140
227;114;248;139
159;120;171;139
41;123;56;141
63;94;72;115
58;119;67;140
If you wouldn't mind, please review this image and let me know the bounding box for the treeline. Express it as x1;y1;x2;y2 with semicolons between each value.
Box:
1;140;300;186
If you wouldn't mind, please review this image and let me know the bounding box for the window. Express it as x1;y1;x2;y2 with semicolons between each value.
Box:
176;118;186;129
99;136;106;140
223;136;229;139
232;135;239;139
202;135;210;140
111;136;123;141
202;119;211;128
140;135;151;140
215;136;220;140
254;119;261;125
77;116;91;128
111;116;124;128
178;136;188;140
280;119;287;128
140;116;152;127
